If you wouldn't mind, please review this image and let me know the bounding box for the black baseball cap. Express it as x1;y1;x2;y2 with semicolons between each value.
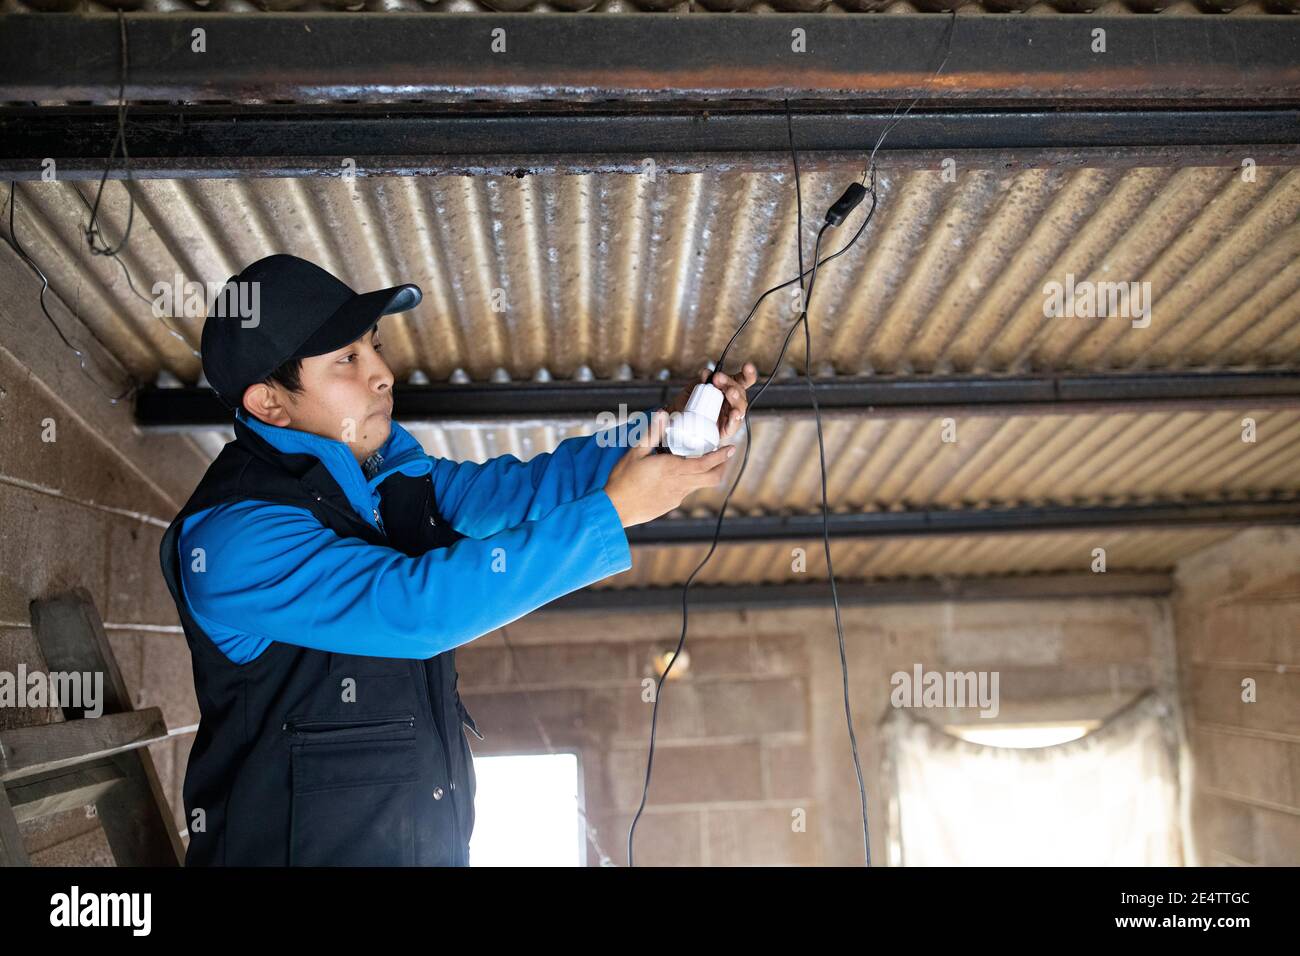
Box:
200;254;422;412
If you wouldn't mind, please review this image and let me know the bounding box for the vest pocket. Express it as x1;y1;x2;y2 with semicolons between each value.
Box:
288;718;419;866
285;712;416;739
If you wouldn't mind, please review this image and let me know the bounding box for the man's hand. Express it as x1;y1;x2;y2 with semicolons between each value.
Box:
665;361;759;442
604;410;736;528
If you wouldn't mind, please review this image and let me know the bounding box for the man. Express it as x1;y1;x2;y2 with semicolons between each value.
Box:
157;254;756;866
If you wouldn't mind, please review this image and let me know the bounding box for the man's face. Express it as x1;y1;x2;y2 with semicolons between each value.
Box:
243;324;395;463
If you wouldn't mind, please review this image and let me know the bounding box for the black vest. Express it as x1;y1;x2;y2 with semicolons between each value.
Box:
158;415;484;866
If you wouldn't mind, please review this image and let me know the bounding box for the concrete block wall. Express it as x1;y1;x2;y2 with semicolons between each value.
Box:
456;619;820;866
0;244;211;863
458;594;1175;866
1173;526;1300;866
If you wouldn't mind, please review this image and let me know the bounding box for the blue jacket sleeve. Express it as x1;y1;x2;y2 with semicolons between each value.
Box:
178;487;632;662
430;406;658;538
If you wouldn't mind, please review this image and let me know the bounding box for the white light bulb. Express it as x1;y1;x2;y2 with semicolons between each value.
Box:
665;383;723;457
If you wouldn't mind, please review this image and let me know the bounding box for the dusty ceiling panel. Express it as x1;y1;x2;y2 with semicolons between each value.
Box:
150;406;1296;511
596;527;1239;587
4;163;1298;388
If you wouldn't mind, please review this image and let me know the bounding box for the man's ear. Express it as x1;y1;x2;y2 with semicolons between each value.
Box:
242;381;293;427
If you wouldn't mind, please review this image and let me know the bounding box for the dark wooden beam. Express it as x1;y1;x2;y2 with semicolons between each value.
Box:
133;371;1300;430
4;103;1299;181
2;13;1297;107
544;571;1175;612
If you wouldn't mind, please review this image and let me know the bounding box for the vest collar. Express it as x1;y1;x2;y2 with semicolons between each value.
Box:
234;407;432;528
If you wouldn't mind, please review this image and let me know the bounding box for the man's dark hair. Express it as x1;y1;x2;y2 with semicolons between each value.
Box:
262;356;304;395
258;321;379;398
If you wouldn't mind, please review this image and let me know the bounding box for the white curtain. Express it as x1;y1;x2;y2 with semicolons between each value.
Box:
882;691;1182;866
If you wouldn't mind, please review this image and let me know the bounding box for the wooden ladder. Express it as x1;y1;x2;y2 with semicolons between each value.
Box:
0;588;183;866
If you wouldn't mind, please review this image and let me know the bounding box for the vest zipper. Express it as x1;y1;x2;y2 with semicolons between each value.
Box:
305;478;465;861
307;485;385;538
283;713;415;737
416;662;462;854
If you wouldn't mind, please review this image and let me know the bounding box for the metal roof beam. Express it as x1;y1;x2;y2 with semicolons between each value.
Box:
2;13;1298;107
543;572;1175;612
627;500;1300;545
3;103;1300;180
133;371;1300;430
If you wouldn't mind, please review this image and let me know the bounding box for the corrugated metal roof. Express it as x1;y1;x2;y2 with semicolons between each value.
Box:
598;527;1238;586
6;162;1299;386
663;408;1300;513
5;152;1297;586
393;407;1300;514
188;404;1300;511
141;415;1267;581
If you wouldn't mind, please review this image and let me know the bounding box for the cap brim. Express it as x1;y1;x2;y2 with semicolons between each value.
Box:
291;283;423;359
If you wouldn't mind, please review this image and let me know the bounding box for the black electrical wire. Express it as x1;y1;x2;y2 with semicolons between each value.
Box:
625;235;834;868
713;6;954;369
78;9;195;359
713;174;876;376
629;12;959;866
792;186;873;874
0;9;147;404
782;101;872;866
860;7;958;190
627;112;878;869
84;10;136;260
3;181;137;404
71;184;201;358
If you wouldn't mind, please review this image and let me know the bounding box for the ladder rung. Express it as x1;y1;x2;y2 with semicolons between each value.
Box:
0;709;170;783
5;762;128;824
